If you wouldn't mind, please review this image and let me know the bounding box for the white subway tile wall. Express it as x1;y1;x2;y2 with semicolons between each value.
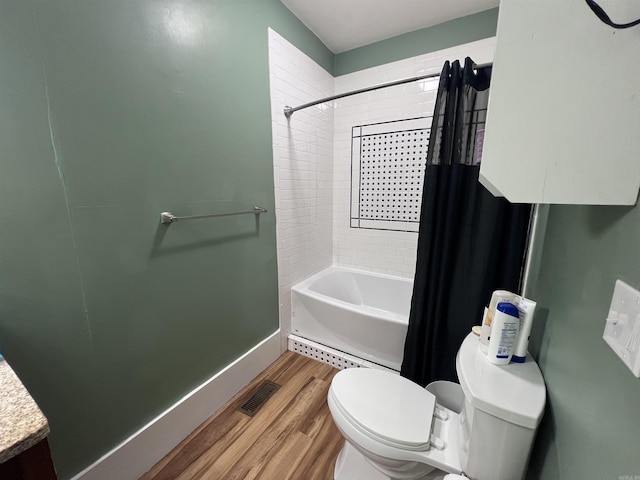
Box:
268;29;335;350
333;38;496;279
268;29;496;342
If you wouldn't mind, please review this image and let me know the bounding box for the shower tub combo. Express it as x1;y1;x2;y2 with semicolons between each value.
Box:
290;267;413;371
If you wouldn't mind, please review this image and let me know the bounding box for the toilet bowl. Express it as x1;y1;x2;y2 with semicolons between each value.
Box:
328;333;546;480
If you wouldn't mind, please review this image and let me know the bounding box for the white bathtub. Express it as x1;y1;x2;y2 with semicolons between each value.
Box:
291;267;413;371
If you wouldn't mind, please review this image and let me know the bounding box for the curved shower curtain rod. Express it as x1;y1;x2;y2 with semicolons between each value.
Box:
283;62;493;118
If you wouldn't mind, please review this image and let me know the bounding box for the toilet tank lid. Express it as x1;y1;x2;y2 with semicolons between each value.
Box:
456;333;546;429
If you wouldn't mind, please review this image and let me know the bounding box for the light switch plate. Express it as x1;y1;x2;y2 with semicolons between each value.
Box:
603;280;640;378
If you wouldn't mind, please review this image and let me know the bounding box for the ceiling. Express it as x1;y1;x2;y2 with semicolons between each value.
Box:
281;0;499;54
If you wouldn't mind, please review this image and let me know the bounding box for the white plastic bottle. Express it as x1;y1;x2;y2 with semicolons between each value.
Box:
479;290;516;353
487;302;520;365
512;298;537;363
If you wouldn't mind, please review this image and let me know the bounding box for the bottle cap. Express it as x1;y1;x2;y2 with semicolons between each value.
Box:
496;302;519;318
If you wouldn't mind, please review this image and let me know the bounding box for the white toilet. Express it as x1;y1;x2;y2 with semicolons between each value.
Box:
327;333;546;480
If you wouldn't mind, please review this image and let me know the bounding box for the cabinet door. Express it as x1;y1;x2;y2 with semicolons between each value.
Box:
0;439;57;480
480;0;640;205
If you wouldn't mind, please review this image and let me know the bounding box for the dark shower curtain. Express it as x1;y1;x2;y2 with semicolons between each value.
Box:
400;58;532;387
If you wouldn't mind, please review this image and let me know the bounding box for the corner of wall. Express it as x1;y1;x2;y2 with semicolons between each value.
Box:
268;30;335;344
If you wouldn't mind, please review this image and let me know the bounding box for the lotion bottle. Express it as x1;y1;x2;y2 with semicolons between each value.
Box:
512;298;537;363
487;302;520;365
480;290;516;353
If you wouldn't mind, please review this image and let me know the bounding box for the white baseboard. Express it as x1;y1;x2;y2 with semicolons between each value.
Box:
71;330;281;480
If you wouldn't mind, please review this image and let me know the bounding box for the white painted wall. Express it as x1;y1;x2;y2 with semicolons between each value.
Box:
268;30;496;337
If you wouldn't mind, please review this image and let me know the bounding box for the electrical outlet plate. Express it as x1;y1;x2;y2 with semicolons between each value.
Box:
603;280;640;378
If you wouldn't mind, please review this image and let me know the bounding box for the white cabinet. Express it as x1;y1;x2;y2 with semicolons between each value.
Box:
479;0;640;205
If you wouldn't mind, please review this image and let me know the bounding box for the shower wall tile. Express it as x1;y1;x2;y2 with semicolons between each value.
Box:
268;29;334;350
333;37;496;279
269;31;496;346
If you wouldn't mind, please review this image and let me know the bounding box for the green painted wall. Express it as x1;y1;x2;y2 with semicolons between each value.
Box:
0;1;508;477
334;8;499;76
526;205;640;479
0;0;331;478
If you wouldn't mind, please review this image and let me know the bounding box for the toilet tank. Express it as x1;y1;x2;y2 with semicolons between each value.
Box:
455;333;546;480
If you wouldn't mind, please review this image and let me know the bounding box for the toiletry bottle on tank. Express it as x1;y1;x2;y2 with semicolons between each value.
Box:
513;298;537;363
487;302;520;365
480;290;516;353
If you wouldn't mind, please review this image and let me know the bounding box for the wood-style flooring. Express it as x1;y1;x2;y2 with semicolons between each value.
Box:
140;351;344;480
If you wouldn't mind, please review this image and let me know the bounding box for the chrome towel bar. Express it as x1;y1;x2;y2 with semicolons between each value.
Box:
160;206;267;224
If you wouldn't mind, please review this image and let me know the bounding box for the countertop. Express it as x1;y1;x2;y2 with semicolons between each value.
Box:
0;359;50;464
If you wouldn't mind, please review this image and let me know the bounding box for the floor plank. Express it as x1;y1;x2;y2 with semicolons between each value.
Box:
141;351;344;480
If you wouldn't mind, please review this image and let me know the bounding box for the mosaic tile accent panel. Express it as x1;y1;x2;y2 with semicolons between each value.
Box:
351;117;431;232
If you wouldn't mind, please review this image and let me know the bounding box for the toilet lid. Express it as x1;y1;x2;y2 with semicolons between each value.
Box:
331;368;435;450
